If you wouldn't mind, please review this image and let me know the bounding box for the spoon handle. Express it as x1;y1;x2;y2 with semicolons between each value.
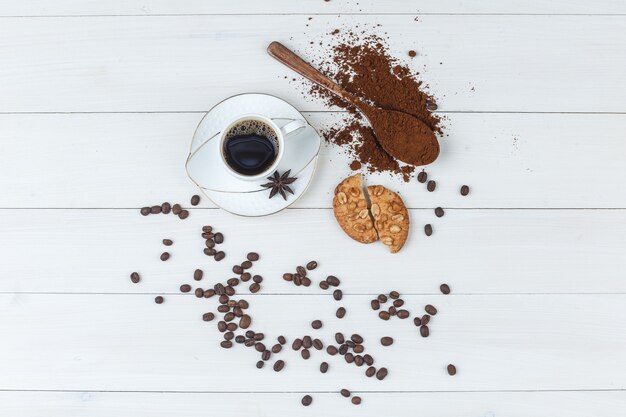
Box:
267;41;357;105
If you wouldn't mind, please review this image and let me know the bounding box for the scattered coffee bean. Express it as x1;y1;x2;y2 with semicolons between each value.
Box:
389;291;400;299
311;320;322;329
371;299;380;310
194;288;203;298
340;389;350;398
272;344;282;354
333;289;343;300
335;333;345;344
421;314;431;325
237;300;249;309
255;342;266;352
245;330;255;338
252;275;263;283
381;336;394;346
283;273;293;281
205;240;215;249
388;306;397;316
344;353;354;363
202;225;212;233
336;307;346;318
160;252;170;261
249;283;260;293
262;350;271;361
319;281;329;289
292;338;303;350
204;248;217;256
424;224;433;236
425;304;438;315
379;311;390;320
397;309;410;319
172;204;182;215
377;294;388;303
327;345;338;355
240;272;251;282
313;339;323;350
376;367;388;380
273;360;285;372
338;344;349;355
301;349;311;360
440;283;451;294
130;272;140;283
413;317;421;326
427;180;436;192
227;278;239;287
420;325;430;337
214;251;225;261
256;360;264;369
224;331;234;341
140;207;150;216
233;265;243;274
202;312;215;322
353;344;364;354
180;284;191;293
218;294;229;304
254;334;265;342
154;296;164;304
161;202;171;214
162;239;173;246
306;261;318;270
301;277;311;287
301;395;312;406
346;341;356;348
417;171;427;183
224;312;235;322
351;396;362;405
354;355;364;366
244;339;255;347
220;341;232;349
239;314;251;329
204;289;215;298
278;335;286;345
460;185;470;196
246;252;259;262
192;269;202;281
190;195;200;206
365;366;376;377
435;207;444;217
217;305;229;313
293;275;302;286
320;361;329;373
235;335;245;343
363;354;374;366
303;336;312;348
351;334;363;344
296;266;307;276
214;233;224;244
241;260;253;270
178;210;189;220
393;299;404;307
326;276;340;286
447;364;457;376
150;205;162;214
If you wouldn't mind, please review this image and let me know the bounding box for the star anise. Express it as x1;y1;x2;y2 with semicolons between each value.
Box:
261;170;297;200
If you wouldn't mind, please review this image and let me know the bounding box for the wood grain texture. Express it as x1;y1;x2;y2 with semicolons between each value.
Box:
1;293;625;391
2;0;626;16
1;15;625;113
1;208;625;294
1;391;625;417
1;112;625;209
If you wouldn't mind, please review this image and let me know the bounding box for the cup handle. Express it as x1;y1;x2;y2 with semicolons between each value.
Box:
279;119;307;137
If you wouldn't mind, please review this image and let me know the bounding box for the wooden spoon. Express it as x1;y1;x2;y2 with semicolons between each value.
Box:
267;41;439;166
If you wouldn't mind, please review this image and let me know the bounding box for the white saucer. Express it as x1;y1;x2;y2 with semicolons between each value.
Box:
187;93;321;217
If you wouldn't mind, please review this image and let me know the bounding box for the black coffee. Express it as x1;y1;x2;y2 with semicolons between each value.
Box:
224;120;278;176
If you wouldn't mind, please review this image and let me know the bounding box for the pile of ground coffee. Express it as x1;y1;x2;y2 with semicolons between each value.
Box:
308;32;443;181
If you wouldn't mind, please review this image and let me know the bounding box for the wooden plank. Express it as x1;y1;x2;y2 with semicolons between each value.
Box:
0;15;625;113
1;208;625;295
0;293;624;391
1;391;625;417
1;113;625;209
2;0;626;16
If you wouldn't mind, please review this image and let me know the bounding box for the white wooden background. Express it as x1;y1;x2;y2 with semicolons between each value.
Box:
1;1;626;416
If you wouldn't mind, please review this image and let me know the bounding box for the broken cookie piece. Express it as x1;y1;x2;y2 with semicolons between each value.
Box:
367;185;410;253
332;174;378;244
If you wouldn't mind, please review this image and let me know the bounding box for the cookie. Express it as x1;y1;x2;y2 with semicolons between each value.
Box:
367;185;410;253
333;174;378;244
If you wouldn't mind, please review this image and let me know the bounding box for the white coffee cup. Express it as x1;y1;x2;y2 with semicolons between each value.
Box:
219;114;306;181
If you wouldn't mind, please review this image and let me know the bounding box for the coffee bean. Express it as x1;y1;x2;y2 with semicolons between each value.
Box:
245;330;255;338
227;323;237;331
233;265;243;274
162;239;173;246
379;311;390;320
301;395;312;406
205;239;215;249
252;275;263;283
239;314;251;329
240;272;251;282
460;185;470;196
273;360;285;372
306;261;318;270
220;341;232;349
233;307;243;317
326;276;340;286
262;350;271;361
413;317;422;326
241;261;252;270
214;251;225;261
351;396;362;405
191;195;200;206
180;284;191;293
255;342;265;352
140;207;150;216
237;300;249;309
440;283;451;294
190;269;202;281
313;339;323;350
160;252;170;261
417;171;427;183
218;294;229;304
202;232;214;239
425;304;438;315
354;355;364;366
327;345;338;355
249;283;260;293
202;225;212;233
256;360;264;369
150;205;162;214
344;353;354;363
420;325;430;337
204;289;215;298
427;180;436;192
389;291;400;299
202;312;214;322
235;335;245;344
154;296;164;304
292;339;303;350
246;252;259;262
333;289;343;300
272;344;282;353
303;336;312;349
346;340;356;348
214;233;224;244
363;354;374;366
311;320;322;329
302;277;312;287
371;299;380;310
338;344;349;355
178;210;189;220
130;272;140;283
421;314;431;325
340;389;350;398
336;307;346;318
365;366;376;377
376;367;388;380
319;281;329;289
224;331;234;341
204;248;217;256
397;309;410;319
293;275;302;286
381;336;394;346
348;335;362;345
388;306;397;316
301;349;311;360
377;294;388;303
447;364;457;375
161;202;171;214
194;288;203;298
320;361;329;373
435;207;444;217
253;333;264;341
278;336;286;345
424;224;433;236
335;333;345;344
352;344;363;354
172;204;182;215
393;299;404;307
224;312;235;322
296;266;307;277
244;339;255;347
283;273;293;281
217;305;229;313
217;322;227;333
227;278;239;287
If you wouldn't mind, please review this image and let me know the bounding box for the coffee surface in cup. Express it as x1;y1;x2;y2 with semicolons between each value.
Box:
224;120;278;176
